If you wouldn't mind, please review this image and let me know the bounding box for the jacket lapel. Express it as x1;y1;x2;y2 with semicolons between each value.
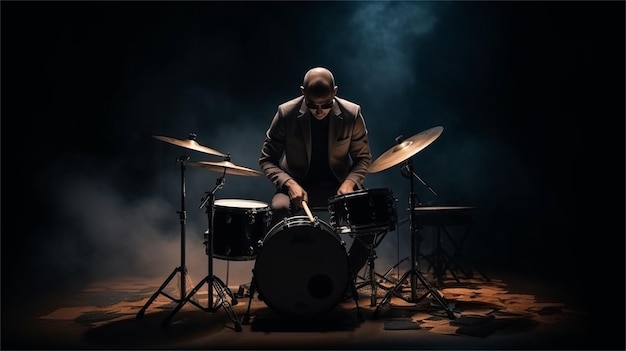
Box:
296;102;311;163
328;104;343;155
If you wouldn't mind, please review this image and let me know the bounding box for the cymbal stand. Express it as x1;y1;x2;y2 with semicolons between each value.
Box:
373;156;455;320
162;170;242;331
137;155;192;319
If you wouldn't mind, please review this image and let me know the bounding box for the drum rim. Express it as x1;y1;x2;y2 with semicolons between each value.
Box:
214;198;270;209
265;215;334;238
328;187;393;201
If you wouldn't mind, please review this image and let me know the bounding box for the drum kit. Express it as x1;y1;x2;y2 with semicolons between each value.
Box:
136;126;455;331
136;133;259;331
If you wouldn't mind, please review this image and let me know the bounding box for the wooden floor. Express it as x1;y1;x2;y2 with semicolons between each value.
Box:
2;265;621;350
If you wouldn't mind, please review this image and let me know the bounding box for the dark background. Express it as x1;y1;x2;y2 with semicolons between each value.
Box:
1;1;624;343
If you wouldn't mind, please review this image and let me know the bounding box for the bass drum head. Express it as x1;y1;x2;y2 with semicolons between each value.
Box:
254;216;350;317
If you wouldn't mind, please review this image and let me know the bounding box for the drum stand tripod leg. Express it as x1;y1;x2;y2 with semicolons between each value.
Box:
242;275;257;325
372;264;455;320
162;274;242;331
364;248;379;307
372;156;455;320
162;176;242;332
136;267;185;318
353;231;402;307
372;226;455;320
379;256;410;283
349;268;365;323
353;235;378;307
137;156;190;319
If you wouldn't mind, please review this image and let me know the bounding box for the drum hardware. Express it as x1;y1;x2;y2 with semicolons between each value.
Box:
327;188;400;307
162;171;242;331
410;206;489;285
137;133;226;320
369;128;456;320
378;256;411;283
242;216;364;324
327;188;399;307
352;229;403;307
136;153;194;319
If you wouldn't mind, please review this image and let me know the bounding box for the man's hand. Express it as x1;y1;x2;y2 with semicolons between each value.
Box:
285;179;307;209
337;179;357;195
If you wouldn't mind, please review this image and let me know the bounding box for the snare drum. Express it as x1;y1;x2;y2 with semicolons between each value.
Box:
212;199;272;261
328;188;397;235
253;216;350;317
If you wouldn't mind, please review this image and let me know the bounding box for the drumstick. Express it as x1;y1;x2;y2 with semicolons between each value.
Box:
302;200;315;222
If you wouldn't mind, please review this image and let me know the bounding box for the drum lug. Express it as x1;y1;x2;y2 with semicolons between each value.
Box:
203;230;209;255
248;210;256;224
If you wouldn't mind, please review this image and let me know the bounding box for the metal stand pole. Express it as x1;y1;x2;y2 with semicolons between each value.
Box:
372;158;455;320
162;173;242;332
136;155;191;318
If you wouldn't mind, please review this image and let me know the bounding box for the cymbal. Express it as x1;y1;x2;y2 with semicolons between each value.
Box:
187;161;263;177
153;135;226;157
369;126;443;173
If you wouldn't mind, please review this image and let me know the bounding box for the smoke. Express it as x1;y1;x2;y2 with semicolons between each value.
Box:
341;2;438;96
37;160;259;291
319;2;441;137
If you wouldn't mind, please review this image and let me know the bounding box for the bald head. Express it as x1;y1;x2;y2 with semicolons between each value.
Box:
301;67;336;98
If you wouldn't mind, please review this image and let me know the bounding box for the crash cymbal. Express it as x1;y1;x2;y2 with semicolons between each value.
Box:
369;126;443;173
187;161;263;177
153;135;226;157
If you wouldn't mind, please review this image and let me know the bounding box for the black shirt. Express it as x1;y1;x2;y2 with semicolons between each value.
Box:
301;115;339;206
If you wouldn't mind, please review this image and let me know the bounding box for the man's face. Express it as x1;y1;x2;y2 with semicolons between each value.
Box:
306;94;333;118
303;81;336;119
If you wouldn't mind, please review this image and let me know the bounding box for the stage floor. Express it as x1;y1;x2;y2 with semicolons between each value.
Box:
2;265;614;350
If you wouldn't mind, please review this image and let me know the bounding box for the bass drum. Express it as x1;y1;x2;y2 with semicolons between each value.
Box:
253;216;350;317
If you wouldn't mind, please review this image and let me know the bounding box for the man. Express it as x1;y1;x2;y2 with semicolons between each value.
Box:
258;66;372;275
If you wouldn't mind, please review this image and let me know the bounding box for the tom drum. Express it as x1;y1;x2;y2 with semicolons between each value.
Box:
328;188;397;235
212;199;272;261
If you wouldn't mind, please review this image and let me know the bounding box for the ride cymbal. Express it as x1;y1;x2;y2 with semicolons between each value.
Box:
187;161;263;177
369;126;443;173
153;135;226;157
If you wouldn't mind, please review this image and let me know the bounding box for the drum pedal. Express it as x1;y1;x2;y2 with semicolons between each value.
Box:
237;283;251;298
